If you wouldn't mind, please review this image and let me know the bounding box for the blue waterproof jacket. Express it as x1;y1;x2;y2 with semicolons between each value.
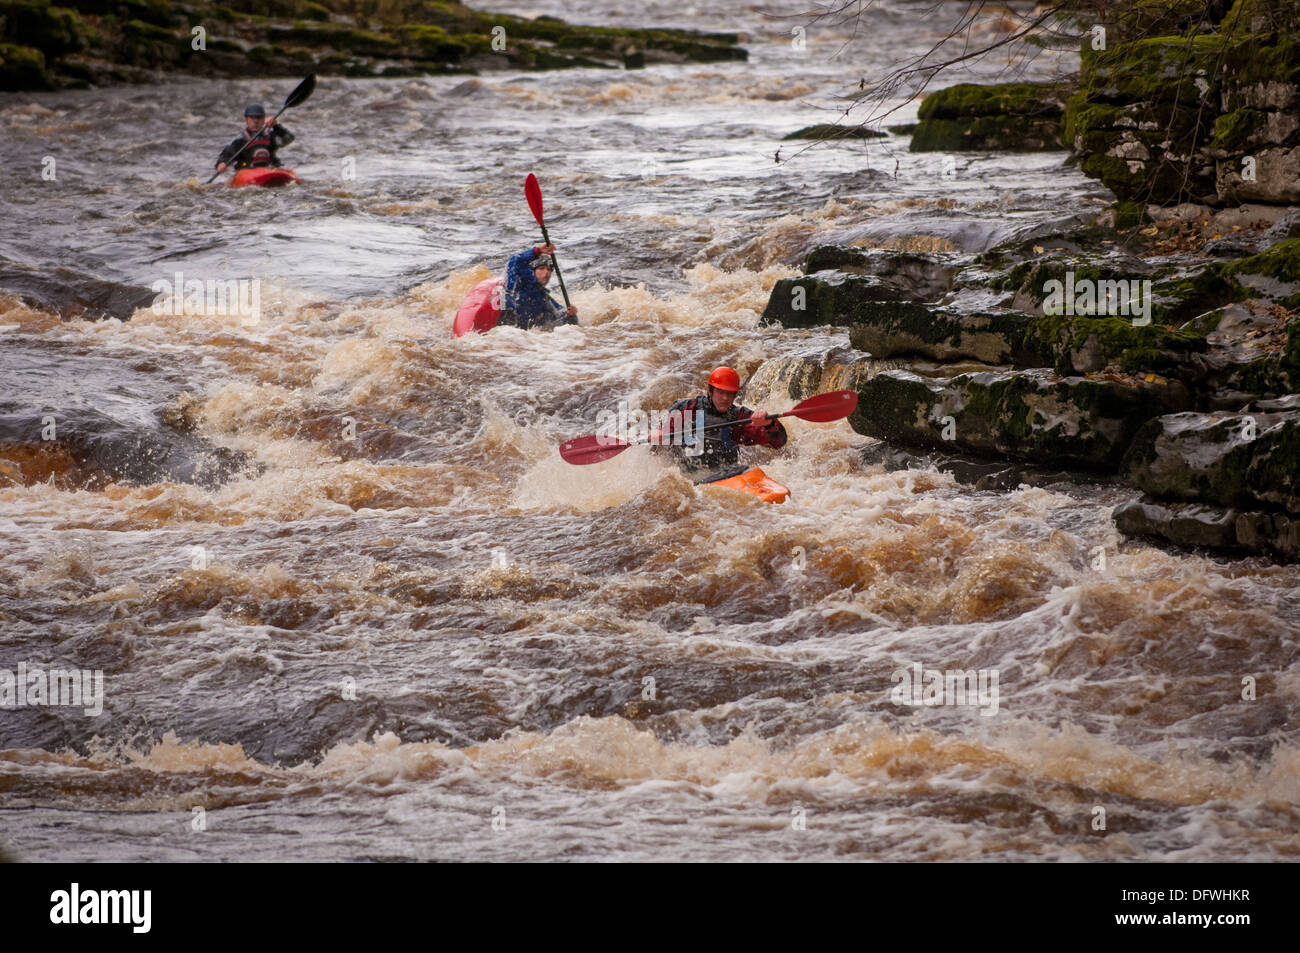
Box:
500;246;575;330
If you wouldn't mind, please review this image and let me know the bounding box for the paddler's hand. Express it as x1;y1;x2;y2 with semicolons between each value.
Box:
565;305;578;318
265;116;276;127
535;242;556;256
749;411;769;429
216;162;227;172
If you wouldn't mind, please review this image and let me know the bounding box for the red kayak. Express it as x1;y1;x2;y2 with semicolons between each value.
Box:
231;167;300;188
451;277;503;337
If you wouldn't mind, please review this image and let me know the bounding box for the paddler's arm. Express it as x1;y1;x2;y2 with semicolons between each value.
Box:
215;136;244;170
737;410;787;449
270;121;294;147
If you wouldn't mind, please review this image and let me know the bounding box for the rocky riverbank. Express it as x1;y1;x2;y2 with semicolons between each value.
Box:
0;0;745;90
760;0;1300;562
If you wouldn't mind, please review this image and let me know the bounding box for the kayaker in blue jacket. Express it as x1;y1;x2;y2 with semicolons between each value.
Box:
654;366;787;475
499;243;578;330
215;104;295;173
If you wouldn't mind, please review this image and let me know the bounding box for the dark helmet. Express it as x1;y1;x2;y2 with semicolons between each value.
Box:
531;254;554;270
244;103;266;118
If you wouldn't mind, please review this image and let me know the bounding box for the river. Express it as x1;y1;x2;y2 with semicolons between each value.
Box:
1;0;1297;862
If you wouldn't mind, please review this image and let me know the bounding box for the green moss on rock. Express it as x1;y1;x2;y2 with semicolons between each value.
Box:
0;41;50;88
917;82;1066;120
1226;239;1300;282
911;82;1066;153
782;124;886;141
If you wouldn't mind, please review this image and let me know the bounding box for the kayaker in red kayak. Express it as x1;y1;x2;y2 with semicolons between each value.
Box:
214;103;296;173
654;366;787;474
498;243;578;331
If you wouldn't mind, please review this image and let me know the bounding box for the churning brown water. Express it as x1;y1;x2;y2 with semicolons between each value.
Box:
1;0;1297;861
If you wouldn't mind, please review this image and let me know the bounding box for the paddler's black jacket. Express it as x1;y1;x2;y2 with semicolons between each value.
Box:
216;125;295;170
658;392;787;475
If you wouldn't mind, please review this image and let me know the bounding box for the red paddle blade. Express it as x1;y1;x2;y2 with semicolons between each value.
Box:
525;173;544;227
787;389;858;422
559;434;634;465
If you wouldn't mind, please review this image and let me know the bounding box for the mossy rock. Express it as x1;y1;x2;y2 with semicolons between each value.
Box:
1226;239;1300;283
273;24;399;57
62;0;175;28
0;41;50;89
1222;0;1300;36
1084;35;1230;106
851;367;1171;471
1210;107;1266;151
122;17;183;66
917;82;1066;120
1112;200;1150;229
1110;0;1230;39
0;2;85;57
782;124;886;141
1024;311;1208;376
399;23;467;61
1150;266;1244;325
1123;407;1300;514
911;82;1065;153
911;115;1064;152
218;0;329;19
847;305;1043;366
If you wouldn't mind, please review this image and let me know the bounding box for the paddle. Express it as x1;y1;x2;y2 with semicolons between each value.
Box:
524;173;572;310
207;74;317;184
559;389;859;465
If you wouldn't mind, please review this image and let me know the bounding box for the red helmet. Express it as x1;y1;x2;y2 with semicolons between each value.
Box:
707;366;740;392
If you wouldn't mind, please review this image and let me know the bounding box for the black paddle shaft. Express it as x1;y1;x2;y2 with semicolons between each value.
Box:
537;223;571;310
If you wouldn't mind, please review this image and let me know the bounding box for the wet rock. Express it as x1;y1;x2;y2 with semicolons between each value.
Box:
1114;495;1300;559
762;247;967;333
1121;408;1300;511
763;271;901;330
0;43;52;90
848;304;1042;366
1113;497;1244;550
911;82;1067;153
782;124;887;141
2;0;747;89
0;260;158;322
803;246;963;299
850;366;1176;471
1067;26;1300;205
746;348;905;403
0;405;256;488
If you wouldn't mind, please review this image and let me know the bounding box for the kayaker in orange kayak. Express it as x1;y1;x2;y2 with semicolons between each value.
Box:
654;366;787;474
499;243;578;331
214;104;296;174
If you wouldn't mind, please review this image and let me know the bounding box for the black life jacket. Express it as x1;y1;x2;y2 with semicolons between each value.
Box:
668;394;744;471
238;129;275;168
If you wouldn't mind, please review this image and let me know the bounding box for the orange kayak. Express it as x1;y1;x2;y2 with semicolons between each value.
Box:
231;167;299;188
701;466;789;504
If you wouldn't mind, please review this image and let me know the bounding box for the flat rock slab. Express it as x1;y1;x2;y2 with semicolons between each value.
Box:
1114;496;1300;560
851;366;1175;470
